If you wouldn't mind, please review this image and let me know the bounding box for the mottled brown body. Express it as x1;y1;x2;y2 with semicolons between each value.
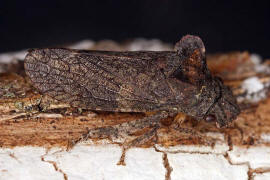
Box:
24;35;240;158
24;35;240;127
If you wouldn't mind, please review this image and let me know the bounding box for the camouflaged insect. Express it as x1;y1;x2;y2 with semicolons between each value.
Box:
24;35;240;148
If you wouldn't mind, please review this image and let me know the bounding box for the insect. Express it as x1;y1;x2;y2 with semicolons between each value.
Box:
24;35;240;152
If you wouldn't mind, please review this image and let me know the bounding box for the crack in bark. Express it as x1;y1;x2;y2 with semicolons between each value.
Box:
154;146;173;180
224;151;253;180
41;152;68;180
224;133;252;180
249;167;270;180
154;144;227;155
162;153;172;180
225;151;270;180
223;134;270;180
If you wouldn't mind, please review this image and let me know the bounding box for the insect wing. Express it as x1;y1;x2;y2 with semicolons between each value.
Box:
24;48;174;112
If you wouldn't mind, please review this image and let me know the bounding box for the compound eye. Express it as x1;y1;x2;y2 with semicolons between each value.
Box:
205;114;216;122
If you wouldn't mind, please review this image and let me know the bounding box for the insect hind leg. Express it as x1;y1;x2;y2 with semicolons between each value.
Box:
117;125;160;165
69;111;169;152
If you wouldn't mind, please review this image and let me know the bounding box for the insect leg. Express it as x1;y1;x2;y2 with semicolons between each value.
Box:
171;123;217;146
117;112;178;165
117;125;160;165
71;111;169;147
171;123;203;137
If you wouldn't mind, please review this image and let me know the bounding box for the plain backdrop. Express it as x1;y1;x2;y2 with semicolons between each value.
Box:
0;0;270;58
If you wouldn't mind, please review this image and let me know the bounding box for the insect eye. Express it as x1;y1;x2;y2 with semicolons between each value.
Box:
205;114;216;122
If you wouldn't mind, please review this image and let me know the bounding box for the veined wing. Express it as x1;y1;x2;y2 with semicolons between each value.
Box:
24;48;177;112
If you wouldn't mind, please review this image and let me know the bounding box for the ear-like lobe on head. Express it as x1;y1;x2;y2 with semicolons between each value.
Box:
172;35;209;85
174;35;206;61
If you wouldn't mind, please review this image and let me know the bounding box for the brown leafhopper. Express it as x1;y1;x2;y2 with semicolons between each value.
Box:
24;35;240;152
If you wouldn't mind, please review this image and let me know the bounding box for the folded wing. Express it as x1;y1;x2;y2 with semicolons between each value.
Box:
24;48;176;112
